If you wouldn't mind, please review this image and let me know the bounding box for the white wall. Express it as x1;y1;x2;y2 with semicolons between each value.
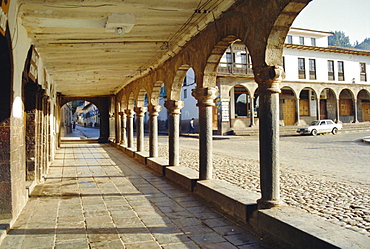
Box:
284;48;370;84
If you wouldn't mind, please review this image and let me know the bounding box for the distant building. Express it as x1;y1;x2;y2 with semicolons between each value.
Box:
74;101;100;127
164;27;370;135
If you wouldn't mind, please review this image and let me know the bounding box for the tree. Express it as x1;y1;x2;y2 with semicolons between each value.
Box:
328;31;352;48
355;38;370;50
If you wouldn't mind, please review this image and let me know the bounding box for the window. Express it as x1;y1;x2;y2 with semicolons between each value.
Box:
241;53;247;64
183;76;187;86
360;63;367;82
286;35;293;44
311;38;316;46
309;59;316;80
328;60;335;80
226;52;233;66
299;36;304;45
338;61;344;81
234;86;248;118
298;58;305;79
183;89;187;99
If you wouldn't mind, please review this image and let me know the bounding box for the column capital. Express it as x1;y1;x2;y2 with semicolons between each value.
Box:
125;109;134;117
192;87;218;107
164;100;183;115
134;106;147;116
254;66;284;94
118;111;124;116
148;105;162;116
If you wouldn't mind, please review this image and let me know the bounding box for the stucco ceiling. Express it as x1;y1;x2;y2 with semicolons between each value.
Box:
18;0;237;97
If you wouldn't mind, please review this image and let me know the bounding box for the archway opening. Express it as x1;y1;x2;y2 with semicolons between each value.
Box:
60;100;100;140
280;87;296;126
319;88;336;120
339;89;354;123
358;90;370;122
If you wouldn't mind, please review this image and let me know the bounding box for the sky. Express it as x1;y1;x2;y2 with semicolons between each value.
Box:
292;0;370;44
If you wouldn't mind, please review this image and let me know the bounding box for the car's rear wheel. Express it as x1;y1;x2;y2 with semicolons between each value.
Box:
332;127;338;135
311;129;318;136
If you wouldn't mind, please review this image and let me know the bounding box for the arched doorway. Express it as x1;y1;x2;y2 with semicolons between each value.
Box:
358;90;370;122
299;87;318;124
60;100;101;139
319;88;336;120
280;87;296;126
339;89;354;123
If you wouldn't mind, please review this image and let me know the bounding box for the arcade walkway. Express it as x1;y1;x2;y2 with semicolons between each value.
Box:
0;143;273;249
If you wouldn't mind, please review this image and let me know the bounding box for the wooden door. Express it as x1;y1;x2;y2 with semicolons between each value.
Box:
299;99;309;116
339;99;353;115
283;99;296;126
362;102;370;121
320;99;327;119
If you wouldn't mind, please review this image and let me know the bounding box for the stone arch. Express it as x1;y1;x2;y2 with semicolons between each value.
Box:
298;87;318;124
22;46;42;183
319;88;337;121
60;96;109;142
203;35;239;88
150;81;164;106
136;88;149;108
0;26;14;219
170;64;191;101
127;91;135;109
264;1;311;66
358;89;370;122
339;89;355;123
229;84;253;130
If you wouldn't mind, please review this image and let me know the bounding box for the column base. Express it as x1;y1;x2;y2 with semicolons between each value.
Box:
257;198;283;209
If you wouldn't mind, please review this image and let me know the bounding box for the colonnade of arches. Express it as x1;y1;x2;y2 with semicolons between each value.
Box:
226;83;370;129
108;0;313;209
0;0;313;223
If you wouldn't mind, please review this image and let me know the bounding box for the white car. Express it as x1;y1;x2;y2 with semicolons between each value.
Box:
297;119;342;136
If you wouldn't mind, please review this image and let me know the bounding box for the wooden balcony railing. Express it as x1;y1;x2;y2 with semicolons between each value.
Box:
217;63;254;75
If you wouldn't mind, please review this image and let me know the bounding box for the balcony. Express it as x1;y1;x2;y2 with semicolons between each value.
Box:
217;62;254;76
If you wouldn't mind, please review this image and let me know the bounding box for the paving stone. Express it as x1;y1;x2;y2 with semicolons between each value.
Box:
161;241;199;249
188;232;226;245
0;143;273;249
54;239;89;249
89;239;124;248
124;240;161;249
201;242;239;249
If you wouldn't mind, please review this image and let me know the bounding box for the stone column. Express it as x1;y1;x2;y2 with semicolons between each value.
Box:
316;97;321;120
336;98;340;123
148;105;162;158
295;97;300;125
116;111;121;145
164;100;183;166
119;112;127;146
125;109;134;148
250;95;256;127
353;98;359;123
134;107;147;152
254;66;284;209
192;87;218;180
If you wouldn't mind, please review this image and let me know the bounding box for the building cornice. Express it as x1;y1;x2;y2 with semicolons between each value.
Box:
284;44;370;56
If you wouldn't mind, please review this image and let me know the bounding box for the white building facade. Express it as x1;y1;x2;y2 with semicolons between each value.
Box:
172;28;370;135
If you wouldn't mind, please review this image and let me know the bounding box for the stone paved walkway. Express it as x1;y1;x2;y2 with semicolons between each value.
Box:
0;143;273;249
